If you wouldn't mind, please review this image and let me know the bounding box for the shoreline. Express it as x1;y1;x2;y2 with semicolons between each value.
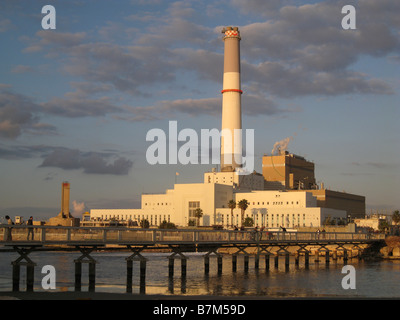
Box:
0;291;377;301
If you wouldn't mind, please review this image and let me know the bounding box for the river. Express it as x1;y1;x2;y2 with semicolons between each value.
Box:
1;251;399;298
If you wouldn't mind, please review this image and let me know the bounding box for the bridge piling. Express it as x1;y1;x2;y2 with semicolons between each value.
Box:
244;255;249;272
74;261;82;291
255;254;259;270
74;246;97;292
285;253;290;269
126;259;133;293
88;261;96;292
12;263;20;292
265;254;270;270
343;249;348;263
305;251;310;268
10;246;37;292
168;257;175;278
295;252;299;266
204;255;209;274
181;258;187;278
314;250;320;263
140;260;146;294
274;254;279;268
217;255;223;275
232;255;237;272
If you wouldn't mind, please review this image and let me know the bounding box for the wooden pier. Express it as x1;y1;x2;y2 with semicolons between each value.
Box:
0;225;385;293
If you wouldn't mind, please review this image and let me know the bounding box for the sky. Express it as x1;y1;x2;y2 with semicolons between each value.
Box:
0;0;399;221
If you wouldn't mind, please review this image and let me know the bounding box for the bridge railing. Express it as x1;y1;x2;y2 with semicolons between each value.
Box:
0;225;385;245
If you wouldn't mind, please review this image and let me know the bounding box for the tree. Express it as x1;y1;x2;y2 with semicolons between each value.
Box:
159;220;177;229
379;220;390;232
228;200;236;227
243;217;254;227
140;219;150;229
392;210;400;225
237;199;249;226
194;208;203;227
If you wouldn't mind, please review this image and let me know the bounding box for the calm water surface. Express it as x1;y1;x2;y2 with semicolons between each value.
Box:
1;251;400;298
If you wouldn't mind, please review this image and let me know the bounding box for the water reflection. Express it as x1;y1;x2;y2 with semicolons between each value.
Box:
0;251;400;297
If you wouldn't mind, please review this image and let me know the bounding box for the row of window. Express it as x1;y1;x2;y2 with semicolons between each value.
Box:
218;213;308;228
250;201;300;206
144;200;302;207
144;202;171;206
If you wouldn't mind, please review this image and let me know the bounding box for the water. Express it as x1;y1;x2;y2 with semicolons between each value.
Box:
1;251;400;298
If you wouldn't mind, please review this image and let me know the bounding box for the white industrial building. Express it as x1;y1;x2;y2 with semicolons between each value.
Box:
90;171;347;228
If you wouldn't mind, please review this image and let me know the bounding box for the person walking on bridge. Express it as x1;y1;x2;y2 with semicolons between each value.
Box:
27;216;34;240
5;215;13;241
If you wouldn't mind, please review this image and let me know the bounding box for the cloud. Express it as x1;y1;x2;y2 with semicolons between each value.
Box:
0;84;127;139
118;93;288;122
24;30;175;96
235;0;398;97
41;95;124;118
0;18;12;33
351;161;396;169
22;30;87;53
0;143;133;175
0;144;54;160
39;147;133;175
17;0;398;122
11;65;33;74
0;90;56;139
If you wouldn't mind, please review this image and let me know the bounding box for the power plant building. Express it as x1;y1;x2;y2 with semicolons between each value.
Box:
263;151;365;219
89;26;364;228
90;171;347;228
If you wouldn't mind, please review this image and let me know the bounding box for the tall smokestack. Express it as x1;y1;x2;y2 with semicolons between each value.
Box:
61;181;70;218
220;26;242;172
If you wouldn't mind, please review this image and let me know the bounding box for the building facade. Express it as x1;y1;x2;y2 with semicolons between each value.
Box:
90;172;347;228
262;152;365;219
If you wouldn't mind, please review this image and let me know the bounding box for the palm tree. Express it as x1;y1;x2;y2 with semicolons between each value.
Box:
194;208;203;227
228;200;236;227
392;210;400;225
237;199;249;227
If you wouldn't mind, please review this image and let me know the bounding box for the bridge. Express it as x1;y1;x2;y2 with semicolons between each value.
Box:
0;224;385;293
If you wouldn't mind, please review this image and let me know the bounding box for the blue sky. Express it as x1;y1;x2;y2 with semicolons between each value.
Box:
0;0;399;220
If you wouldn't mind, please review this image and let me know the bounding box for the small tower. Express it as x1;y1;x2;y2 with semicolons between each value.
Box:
48;181;80;226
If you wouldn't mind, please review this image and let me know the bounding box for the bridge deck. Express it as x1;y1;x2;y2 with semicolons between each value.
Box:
1;225;384;249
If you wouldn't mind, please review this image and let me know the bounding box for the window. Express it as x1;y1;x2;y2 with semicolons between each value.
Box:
188;201;200;220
